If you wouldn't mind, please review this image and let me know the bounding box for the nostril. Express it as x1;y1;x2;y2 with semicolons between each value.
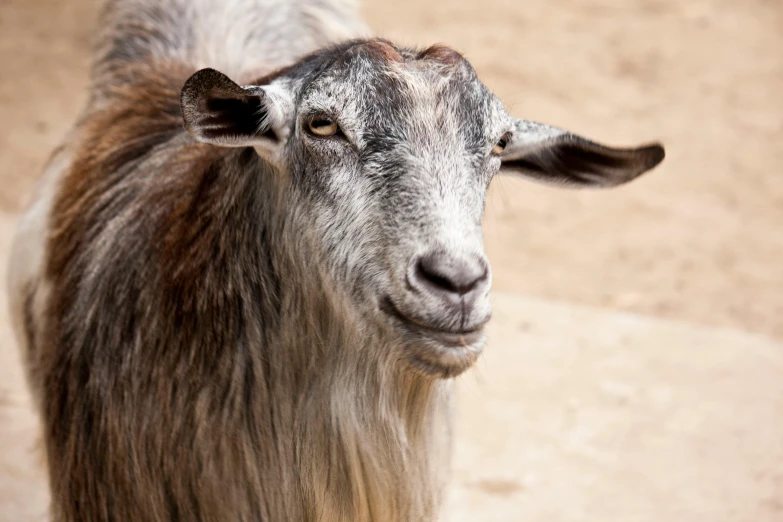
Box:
415;252;488;296
415;260;459;293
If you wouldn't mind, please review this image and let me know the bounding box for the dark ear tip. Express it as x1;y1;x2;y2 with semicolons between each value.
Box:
639;143;666;170
183;68;215;90
181;68;237;105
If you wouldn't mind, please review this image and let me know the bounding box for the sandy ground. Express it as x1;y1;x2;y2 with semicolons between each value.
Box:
0;0;782;520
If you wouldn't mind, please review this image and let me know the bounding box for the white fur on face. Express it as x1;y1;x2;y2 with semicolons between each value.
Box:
282;51;510;336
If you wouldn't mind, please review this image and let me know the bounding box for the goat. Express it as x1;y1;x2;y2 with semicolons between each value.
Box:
7;0;665;520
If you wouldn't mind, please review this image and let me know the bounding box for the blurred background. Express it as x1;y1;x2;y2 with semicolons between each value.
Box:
0;0;781;520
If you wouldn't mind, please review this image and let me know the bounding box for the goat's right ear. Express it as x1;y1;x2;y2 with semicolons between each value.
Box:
181;68;287;149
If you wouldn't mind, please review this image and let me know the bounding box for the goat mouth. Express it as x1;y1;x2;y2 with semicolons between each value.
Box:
380;297;487;377
381;297;485;346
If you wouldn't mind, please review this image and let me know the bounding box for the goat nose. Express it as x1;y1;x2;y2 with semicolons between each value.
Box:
412;252;489;301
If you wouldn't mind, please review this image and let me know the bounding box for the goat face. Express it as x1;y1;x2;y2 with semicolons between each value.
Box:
181;39;664;378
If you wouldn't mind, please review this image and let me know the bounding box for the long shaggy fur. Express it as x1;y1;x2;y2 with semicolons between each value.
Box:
10;2;451;521
8;1;665;521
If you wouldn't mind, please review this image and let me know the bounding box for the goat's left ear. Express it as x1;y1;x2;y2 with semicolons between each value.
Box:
181;68;291;149
499;119;665;187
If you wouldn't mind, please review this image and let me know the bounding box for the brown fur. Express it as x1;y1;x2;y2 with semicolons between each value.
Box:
12;2;662;521
33;48;450;521
363;38;405;64
418;44;465;66
48;63;196;285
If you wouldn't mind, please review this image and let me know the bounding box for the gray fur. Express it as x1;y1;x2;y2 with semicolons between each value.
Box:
7;1;664;521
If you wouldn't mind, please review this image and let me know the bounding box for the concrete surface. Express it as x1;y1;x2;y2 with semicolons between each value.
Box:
446;294;783;522
1;0;782;520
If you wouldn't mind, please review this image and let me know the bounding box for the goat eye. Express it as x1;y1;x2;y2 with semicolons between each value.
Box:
492;135;509;155
308;115;339;137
